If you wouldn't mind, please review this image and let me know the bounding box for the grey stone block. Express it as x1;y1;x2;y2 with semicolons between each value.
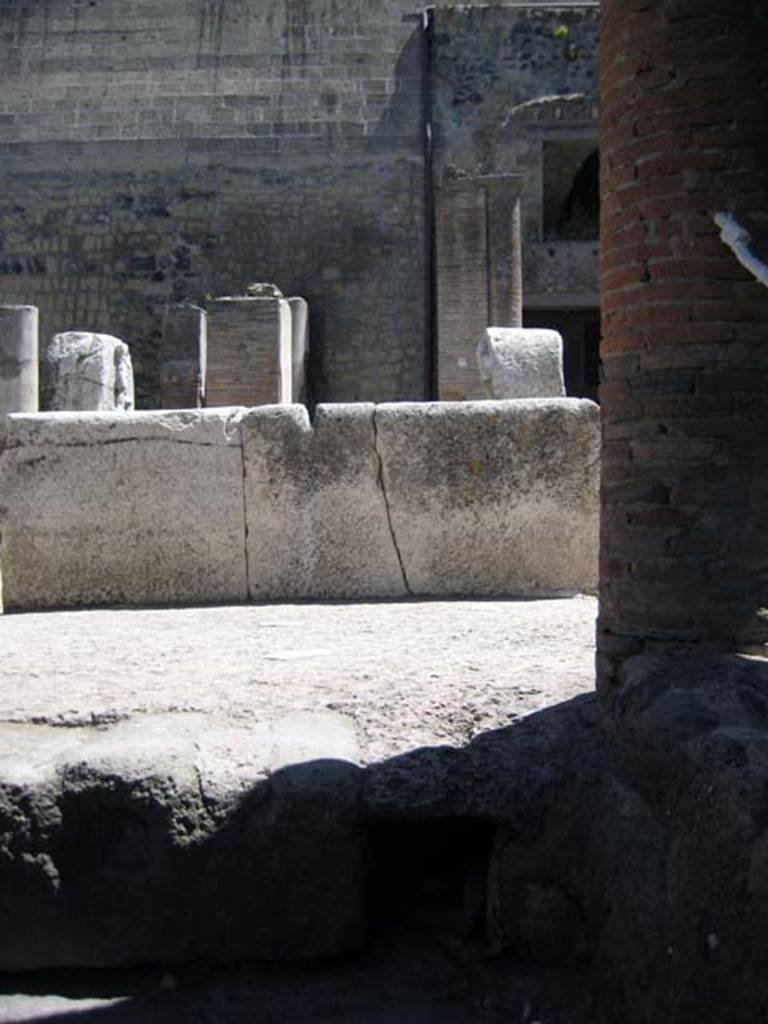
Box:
243;403;407;599
375;399;599;597
0;409;248;610
0;710;366;969
43;331;134;411
477;327;565;400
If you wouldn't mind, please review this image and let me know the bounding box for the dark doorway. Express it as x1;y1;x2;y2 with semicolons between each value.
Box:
523;308;601;402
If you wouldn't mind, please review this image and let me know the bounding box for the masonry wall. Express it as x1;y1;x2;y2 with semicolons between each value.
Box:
430;4;600;398
0;1;598;408
597;0;768;686
0;0;429;405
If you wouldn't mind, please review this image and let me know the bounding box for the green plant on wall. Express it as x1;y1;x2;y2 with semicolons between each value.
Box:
553;23;578;61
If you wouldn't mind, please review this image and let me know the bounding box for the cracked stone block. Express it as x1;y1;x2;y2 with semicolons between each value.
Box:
375;399;600;597
43;332;134;411
477;327;565;400
0;710;366;969
0;305;38;414
242;404;407;599
159;305;207;409
0;409;248;610
207;293;292;407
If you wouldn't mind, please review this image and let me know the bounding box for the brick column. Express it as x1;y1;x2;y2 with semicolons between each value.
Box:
597;1;768;689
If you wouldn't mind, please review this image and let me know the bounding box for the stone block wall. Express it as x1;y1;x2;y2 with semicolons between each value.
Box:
0;399;599;610
430;5;600;398
0;2;599;409
0;0;429;405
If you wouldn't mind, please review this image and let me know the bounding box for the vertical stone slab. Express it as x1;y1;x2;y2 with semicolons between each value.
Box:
0;410;248;609
435;176;524;401
242;404;407;600
0;305;38;413
207;287;292;407
43;332;134;411
160;305;207;408
287;296;309;403
435;182;489;401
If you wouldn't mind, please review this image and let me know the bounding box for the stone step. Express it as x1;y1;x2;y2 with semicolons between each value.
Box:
0;599;596;973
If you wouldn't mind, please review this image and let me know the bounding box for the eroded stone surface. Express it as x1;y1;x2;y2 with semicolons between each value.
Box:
375;399;600;596
0;409;248;609
0;596;597;972
43;331;134;411
0;711;365;969
243;404;407;599
477;327;565;400
0;401;599;610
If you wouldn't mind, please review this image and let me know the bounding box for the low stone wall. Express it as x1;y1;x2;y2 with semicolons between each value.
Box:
0;400;599;610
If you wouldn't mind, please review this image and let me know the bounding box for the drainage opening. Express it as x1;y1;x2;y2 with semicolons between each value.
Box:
368;817;494;940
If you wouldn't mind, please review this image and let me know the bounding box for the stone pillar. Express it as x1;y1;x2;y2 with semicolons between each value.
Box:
207;284;292;407
435;175;524;400
0;305;38;413
43;332;134;411
160;305;207;408
597;1;768;689
287;296;309;404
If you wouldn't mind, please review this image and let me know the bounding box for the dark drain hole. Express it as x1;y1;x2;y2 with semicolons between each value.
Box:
367;817;494;940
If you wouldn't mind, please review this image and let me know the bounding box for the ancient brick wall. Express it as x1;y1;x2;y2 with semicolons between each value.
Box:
430;4;600;398
0;0;428;404
598;0;768;686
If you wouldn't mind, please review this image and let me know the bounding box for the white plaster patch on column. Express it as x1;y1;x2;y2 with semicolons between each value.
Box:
714;211;768;288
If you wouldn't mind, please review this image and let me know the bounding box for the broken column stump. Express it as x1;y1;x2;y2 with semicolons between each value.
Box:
43;332;134;411
476;327;566;399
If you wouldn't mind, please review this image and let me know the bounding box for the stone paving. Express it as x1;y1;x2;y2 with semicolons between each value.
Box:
0;596;597;1022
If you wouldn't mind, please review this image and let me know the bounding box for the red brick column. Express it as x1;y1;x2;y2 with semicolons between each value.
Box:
597;1;768;689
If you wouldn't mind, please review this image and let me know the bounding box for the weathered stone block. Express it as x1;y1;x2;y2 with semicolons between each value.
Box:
0;710;366;969
477;327;565;400
0;410;247;609
0;305;38;414
43;332;134;411
375;399;599;596
242;403;407;599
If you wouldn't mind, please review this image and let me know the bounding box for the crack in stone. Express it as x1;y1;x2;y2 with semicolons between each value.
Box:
1;436;236;451
239;434;252;600
371;408;412;596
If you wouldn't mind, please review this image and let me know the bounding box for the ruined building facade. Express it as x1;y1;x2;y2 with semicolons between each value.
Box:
0;0;598;406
